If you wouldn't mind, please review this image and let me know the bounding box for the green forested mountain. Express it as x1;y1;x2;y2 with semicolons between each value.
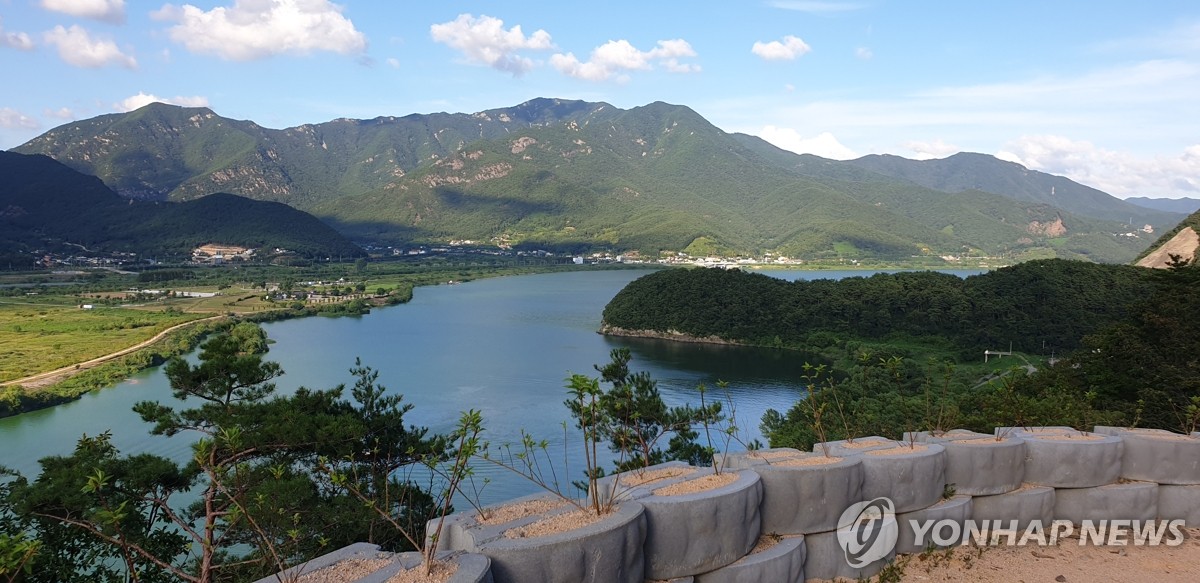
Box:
0;152;363;259
10;99;615;207
11;99;1172;261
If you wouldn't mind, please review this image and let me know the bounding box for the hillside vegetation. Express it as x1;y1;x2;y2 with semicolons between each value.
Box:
12;99;1176;262
0;152;363;260
758;257;1199;448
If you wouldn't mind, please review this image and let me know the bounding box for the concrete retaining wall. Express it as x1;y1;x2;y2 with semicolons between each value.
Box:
262;426;1200;583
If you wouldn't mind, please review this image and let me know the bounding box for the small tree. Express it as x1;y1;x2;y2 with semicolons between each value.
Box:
314;360;447;553
589;348;720;475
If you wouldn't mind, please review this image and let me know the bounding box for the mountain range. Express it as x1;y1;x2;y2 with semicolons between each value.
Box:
10;99;1186;263
1125;197;1200;214
0;152;363;262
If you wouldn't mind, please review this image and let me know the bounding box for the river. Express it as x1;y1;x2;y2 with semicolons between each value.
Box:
0;267;982;505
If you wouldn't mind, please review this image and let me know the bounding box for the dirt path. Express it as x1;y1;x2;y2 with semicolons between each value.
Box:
889;527;1200;582
1;315;226;391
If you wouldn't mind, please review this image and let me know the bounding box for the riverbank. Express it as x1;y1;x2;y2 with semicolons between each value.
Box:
0;290;416;418
0;263;658;419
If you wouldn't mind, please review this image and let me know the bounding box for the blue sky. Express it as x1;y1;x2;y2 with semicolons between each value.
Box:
1;0;1197;198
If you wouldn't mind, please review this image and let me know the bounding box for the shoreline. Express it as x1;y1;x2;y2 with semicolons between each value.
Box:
0;293;406;419
598;324;745;346
0;264;629;418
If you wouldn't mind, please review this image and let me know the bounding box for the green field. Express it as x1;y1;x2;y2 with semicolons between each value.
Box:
0;300;206;382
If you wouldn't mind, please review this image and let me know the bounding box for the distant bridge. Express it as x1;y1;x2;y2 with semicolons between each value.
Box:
984;342;1014;363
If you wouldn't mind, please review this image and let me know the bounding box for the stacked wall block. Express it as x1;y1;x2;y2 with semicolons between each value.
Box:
260;426;1200;583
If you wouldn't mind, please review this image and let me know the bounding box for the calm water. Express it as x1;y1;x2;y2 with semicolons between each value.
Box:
0;268;982;504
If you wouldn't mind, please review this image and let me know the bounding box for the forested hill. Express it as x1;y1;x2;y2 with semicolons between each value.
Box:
0;152;364;260
600;262;1152;357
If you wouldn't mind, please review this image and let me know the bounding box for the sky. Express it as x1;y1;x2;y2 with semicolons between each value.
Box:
0;0;1198;199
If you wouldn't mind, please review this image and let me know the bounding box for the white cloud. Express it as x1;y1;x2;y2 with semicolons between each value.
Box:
430;13;553;76
43;107;76;120
0;108;39;130
997;135;1200;198
758;126;857;160
386;57;400;69
155;0;366;61
116;92;209;112
751;35;810;61
40;0;126;24
713;55;1200;158
551;39;699;82
855;46;872;60
1;18;35;50
1090;20;1200;57
904;139;958;160
768;1;865;13
43;25;136;68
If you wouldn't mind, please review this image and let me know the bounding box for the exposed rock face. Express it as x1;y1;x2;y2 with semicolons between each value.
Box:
1027;216;1067;237
1136;226;1199;268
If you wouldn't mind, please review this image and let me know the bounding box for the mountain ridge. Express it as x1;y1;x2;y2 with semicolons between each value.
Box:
1125;196;1200;214
10;99;1179;263
844;152;1182;228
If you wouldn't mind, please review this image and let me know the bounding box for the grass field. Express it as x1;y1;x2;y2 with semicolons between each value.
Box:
0;300;207;383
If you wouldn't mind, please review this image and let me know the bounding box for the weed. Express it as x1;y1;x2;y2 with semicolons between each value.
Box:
942;483;957;500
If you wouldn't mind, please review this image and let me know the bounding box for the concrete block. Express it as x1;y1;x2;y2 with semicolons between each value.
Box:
640;469;763;580
694;535;805;583
250;542;388;583
1021;432;1123;488
1158;484;1200;523
895;495;973;554
802;525;896;582
359;552;493;583
972;485;1055;531
750;455;865;535
434;493;647;583
994;426;1075;438
914;430;1025;496
813;436;897;456
592;460;698;504
1054;482;1158;524
719;448;805;470
1093;426;1200;484
858;443;947;513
